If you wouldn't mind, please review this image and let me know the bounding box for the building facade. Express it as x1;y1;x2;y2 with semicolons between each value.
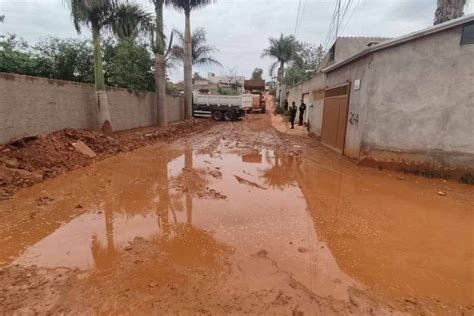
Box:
287;15;474;178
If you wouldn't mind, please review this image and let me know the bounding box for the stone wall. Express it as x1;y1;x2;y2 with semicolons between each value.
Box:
0;73;184;144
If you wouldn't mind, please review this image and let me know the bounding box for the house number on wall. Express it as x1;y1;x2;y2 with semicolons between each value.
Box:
349;112;359;126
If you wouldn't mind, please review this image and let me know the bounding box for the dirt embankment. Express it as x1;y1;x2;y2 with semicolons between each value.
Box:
0;119;213;200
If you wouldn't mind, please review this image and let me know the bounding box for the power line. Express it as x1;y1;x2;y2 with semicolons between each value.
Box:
323;0;355;50
340;0;353;24
340;0;361;35
322;0;339;50
294;0;303;36
335;0;342;39
295;0;307;38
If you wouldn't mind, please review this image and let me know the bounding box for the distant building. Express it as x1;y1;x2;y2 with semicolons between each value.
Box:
193;73;246;94
207;73;245;88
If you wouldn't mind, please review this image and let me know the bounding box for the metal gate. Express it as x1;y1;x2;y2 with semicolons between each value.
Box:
321;83;350;153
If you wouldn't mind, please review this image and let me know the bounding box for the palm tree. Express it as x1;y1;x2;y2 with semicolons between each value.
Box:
165;0;215;119
64;0;151;132
111;3;153;40
171;28;222;67
434;0;467;25
150;0;168;127
261;34;298;109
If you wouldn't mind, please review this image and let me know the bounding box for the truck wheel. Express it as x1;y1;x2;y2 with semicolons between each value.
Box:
212;111;224;121
224;111;235;121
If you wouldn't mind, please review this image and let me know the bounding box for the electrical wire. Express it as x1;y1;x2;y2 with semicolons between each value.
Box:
295;0;307;38
340;0;362;35
294;0;303;36
322;0;339;50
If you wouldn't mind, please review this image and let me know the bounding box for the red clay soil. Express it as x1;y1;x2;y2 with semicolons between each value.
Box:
0;119;213;200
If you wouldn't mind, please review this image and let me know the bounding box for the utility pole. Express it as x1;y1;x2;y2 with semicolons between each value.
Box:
335;0;341;38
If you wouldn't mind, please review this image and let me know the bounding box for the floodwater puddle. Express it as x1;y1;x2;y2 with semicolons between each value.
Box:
0;143;473;310
0;146;359;302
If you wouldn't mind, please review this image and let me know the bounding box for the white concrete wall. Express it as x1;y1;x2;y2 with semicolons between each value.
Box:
0;73;185;144
287;73;326;136
326;26;474;172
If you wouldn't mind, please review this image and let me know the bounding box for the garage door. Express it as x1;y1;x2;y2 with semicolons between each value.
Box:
321;83;350;153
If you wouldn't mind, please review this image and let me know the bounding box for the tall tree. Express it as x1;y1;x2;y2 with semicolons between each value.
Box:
261;34;298;109
284;42;325;85
251;68;263;80
434;0;467;25
171;28;222;67
64;0;151;133
102;38;155;91
151;0;168;126
165;0;215;119
33;37;95;83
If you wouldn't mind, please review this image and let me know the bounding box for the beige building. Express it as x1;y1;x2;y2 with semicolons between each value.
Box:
287;15;474;179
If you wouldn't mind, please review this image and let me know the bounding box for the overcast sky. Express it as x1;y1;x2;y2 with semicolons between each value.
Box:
1;0;473;81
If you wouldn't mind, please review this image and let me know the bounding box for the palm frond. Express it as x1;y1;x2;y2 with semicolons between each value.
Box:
170;26;220;67
194;57;222;67
109;3;153;40
165;0;215;13
261;33;298;78
269;61;279;77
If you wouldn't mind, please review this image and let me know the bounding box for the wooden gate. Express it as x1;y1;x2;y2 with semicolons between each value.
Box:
321;83;350;153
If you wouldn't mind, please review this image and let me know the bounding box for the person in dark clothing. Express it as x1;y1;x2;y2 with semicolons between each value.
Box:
298;100;306;126
284;99;289;111
289;102;297;129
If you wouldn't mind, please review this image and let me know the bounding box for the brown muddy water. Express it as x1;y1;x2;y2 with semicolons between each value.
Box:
0;140;473;314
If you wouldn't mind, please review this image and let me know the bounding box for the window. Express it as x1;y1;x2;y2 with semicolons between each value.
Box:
461;22;474;45
329;45;336;62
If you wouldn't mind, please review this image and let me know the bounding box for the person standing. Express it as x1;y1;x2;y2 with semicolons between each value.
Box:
289;102;297;129
298;100;306;126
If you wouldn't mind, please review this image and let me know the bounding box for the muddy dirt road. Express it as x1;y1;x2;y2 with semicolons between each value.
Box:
1;104;473;314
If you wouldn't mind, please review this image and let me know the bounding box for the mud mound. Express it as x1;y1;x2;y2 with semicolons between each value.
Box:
0;119;212;200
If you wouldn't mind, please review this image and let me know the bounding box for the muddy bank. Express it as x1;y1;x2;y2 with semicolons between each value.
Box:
0;119;213;200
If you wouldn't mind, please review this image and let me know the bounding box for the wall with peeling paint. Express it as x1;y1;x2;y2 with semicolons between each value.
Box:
0;73;184;144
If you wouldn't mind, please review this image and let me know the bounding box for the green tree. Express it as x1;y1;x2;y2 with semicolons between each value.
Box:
434;0;467;25
64;0;151;132
261;34;298;109
251;68;263;80
165;0;216;119
284;42;324;85
0;34;36;76
102;38;155;91
33;37;94;83
171;27;222;67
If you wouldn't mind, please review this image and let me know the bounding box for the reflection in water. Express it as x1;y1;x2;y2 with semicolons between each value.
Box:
261;152;302;189
157;150;171;241
185;148;193;226
1;144;472;309
9;148;359;301
91;200;118;269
